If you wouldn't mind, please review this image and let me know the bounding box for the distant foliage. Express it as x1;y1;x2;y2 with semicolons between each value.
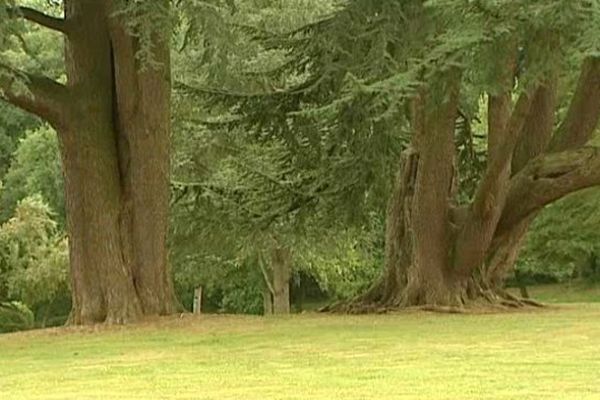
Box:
173;254;264;314
294;214;384;299
0;301;34;333
0;195;69;310
521;188;600;283
0;126;64;224
0;103;39;178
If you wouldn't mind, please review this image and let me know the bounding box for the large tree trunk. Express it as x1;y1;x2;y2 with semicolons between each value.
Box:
107;0;176;317
338;77;466;312
336;55;600;313
58;0;176;324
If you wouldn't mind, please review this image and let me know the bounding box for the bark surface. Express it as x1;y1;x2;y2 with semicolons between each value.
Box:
1;1;177;324
262;248;292;315
330;55;600;313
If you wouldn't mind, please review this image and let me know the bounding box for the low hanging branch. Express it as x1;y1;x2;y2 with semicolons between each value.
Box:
7;6;69;34
0;63;68;127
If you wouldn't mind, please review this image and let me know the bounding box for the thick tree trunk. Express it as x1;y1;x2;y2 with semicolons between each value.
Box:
340;53;599;314
58;0;176;324
337;78;466;312
61;118;142;324
107;1;177;316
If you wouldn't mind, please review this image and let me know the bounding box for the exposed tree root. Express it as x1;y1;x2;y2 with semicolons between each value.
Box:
417;305;467;314
320;285;546;315
520;298;545;308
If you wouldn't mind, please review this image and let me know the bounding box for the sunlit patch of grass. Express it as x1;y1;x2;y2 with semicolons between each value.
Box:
1;305;600;399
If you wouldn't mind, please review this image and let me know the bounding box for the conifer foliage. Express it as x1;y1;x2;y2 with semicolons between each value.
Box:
192;0;600;311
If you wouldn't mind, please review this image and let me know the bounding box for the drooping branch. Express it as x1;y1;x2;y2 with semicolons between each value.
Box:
8;6;69;34
549;57;600;151
497;146;600;236
0;63;68;126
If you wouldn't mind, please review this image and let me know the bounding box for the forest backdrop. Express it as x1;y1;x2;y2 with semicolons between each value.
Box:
1;0;599;331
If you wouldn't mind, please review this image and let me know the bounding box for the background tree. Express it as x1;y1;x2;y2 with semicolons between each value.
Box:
520;188;600;284
0;125;64;224
169;0;390;315
0;195;69;326
196;0;600;311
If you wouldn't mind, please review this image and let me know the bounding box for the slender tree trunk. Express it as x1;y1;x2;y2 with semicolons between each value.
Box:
484;218;532;290
263;287;273;315
271;248;291;314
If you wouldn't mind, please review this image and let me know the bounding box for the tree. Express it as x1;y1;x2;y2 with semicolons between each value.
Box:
520;187;600;283
171;0;342;315
1;0;176;324
0;125;64;224
0;195;69;318
200;0;600;311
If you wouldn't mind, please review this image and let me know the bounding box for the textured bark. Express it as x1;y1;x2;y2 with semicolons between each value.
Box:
452;45;535;277
263;287;273;315
494;56;600;251
549;58;600;151
107;0;176;316
485;218;532;289
1;0;176;324
401;81;461;306
60;0;143;324
0;63;68;126
379;150;417;304
481;79;558;294
8;6;71;33
340;76;463;312
339;55;599;313
512;81;557;174
271;248;291;314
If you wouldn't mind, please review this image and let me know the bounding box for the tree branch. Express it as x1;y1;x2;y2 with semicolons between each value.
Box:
8;6;69;34
491;57;600;250
511;78;558;174
0;64;68;127
497;146;600;236
453;88;534;276
549;57;600;151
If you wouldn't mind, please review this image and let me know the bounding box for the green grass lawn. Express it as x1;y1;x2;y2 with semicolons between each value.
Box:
510;283;600;303
1;303;600;399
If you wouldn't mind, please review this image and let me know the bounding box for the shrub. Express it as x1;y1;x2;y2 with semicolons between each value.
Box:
0;301;35;333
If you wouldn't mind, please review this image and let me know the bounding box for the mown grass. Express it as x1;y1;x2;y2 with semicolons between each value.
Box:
512;282;600;303
1;302;600;399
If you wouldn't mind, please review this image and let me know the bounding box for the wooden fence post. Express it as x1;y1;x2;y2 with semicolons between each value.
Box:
193;287;202;314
